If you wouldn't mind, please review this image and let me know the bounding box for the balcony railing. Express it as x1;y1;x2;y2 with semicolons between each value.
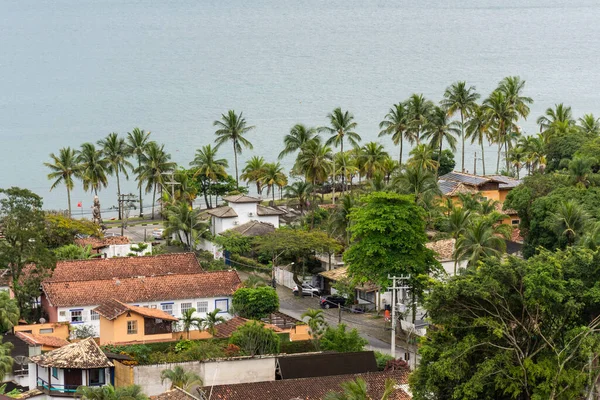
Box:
37;378;104;396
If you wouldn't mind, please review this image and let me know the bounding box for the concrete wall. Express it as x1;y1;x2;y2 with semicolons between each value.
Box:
132;357;276;396
14;322;70;340
101;243;152;258
113;361;134;388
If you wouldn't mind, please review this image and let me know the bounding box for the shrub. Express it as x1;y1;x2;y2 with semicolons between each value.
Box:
375;351;395;370
280;340;315;354
230;254;270;272
232;287;279;319
320;324;367;353
44;214;102;248
229;321;281;356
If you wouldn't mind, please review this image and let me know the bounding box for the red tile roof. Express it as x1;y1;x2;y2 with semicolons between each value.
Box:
15;332;69;348
213;317;282;339
151;388;199;400
45;253;203;283
93;299;178;321
42;271;242;307
203;369;410;400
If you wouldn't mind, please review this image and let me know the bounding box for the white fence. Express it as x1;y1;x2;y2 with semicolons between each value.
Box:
274;266;312;289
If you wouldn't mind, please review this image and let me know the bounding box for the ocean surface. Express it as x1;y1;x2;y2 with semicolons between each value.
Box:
2;0;600;215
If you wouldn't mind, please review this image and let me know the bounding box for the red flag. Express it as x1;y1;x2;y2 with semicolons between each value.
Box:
77;202;82;208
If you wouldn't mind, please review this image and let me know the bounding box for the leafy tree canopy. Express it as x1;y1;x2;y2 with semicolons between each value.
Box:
432;149;456;176
214;231;252;256
232;287;279;319
320;324;368;353
229;321;280;356
44;214;102;248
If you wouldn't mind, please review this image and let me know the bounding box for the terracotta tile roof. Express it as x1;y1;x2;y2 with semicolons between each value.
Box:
45;253;202;283
203;369;410;400
42;271;242;307
222;194;261;203
74;236;130;249
30;337;113;369
511;228;524;243
487;175;522;189
207;206;238;218
261;311;301;330
213;317;282;339
93;299;178;321
319;267;349;281
224;220;275;237
15;332;70;348
152;388;199;400
426;239;455;261
256;205;285;216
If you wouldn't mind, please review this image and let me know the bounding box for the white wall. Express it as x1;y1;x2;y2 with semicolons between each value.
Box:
100;243;152;258
212;202;280;236
440;260;468;276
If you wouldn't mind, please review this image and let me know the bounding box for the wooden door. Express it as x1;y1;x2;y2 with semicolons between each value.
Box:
64;368;82;392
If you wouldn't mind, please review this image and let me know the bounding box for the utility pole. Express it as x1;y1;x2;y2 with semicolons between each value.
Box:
388;274;411;359
119;194;137;237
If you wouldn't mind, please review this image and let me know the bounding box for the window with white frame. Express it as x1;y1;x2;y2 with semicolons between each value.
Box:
161;303;174;315
39;328;54;334
215;299;229;313
59;311;66;317
127;320;137;335
181;302;192;314
90;310;100;321
197;301;208;313
70;310;83;323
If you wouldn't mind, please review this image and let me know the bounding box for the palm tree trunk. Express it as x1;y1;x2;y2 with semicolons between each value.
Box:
496;142;502;174
152;184;156;220
460;112;465;172
116;170;122;220
272;185;275;203
416;126;420;146
480;140;486;176
66;185;72;218
340;139;345;193
233;141;239;188
138;157;143;217
399;136;403;165
437;140;443;179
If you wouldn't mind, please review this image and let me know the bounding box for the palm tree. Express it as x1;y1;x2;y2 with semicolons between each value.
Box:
442;207;472;274
44;147;80;217
407;144;438;171
172;168;199;207
213;110;255;188
126;128;151;217
293;139;333;185
441;81;480;172
278;124;317;159
360;142;389;179
241;156;267;195
163;201;208;250
160;366;203;391
465;104;491;175
483;91;516;173
285;181;314;213
423;106;459;176
578;113;600;136
552;200;589;246
379;103;410;164
536;103;576;139
319;108;361;192
301;308;327;350
324;377;395;400
190;144;228;208
75;384;147;400
568;157;594;188
328;194;358;246
406;94;434;146
392;165;441;209
260;162;287;203
380;156;399;184
98;133;132;219
509;145;526;179
0;339;12;383
204;309;226;336
497;76;533;120
137;142;176;219
77;143;109;195
0;292;18;334
179;308;203;340
454;218;507;267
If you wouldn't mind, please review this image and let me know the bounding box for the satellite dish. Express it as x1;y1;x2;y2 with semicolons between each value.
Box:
39;318;46;324
14;355;30;365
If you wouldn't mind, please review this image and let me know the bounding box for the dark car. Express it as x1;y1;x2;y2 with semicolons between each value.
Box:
320;295;346;309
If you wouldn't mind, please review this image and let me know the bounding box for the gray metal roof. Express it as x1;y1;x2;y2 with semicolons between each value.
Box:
438;180;459;195
487;175;522;189
207;206;238;218
439;171;492;186
222;194;261;203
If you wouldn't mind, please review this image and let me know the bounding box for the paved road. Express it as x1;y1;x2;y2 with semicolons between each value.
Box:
105;222;164;243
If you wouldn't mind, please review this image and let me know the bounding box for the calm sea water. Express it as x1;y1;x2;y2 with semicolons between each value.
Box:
2;0;600;213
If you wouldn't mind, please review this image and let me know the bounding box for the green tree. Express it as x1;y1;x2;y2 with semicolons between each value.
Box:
454;217;508;267
279;124;317;159
423;106;459;176
407;144;438;171
179;308;203;340
441;81;480;172
301;308;327;351
0;188;55;316
391;165;441;211
160;366;203;390
232;287;279;319
126;128;151;217
552;200;589;246
77;143;109;195
204;309;226;336
213;231;251;256
432;149;456;176
190;144;228;208
44;214;103;248
379;103;410;164
0;292;19;334
163;201;207;251
260;162;287;203
320;324;367;353
44;147;80;217
53;244;96;260
465;103;491;175
411;248;600;400
578;113;600;136
359;142;388;180
406;94;434;146
214;110;255;188
284;181;314;214
319;108;361;191
98;133;133;219
137;142;176;219
442;206;472;274
293;138;333;185
344;192;439;322
241;156;266;195
328;193;359;246
324;377;395;400
0;339;12;383
537;103;576;138
229;320;281;356
484;90;517;173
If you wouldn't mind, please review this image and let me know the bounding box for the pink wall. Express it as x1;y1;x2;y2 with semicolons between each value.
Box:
41;294;58;322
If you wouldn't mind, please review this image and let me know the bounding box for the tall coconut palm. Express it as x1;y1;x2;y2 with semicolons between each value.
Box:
508;145;526;179
423;106;459;176
497;76;533;120
137;142;176;219
379;103;410;164
324;377;395;400
163;201;208;250
0;292;19;334
407;144;439;172
241;156;266;195
77;143;109;195
285;181;314;213
204;309;226;336
441;81;480;172
172;168;198;207
483;91;516;173
380;156;399;184
179;307;203;340
160;366;203;391
578;113;600;136
465;104;491;175
213;110;255;188
328;194;358;246
392;165;441;209
406;94;434;146
360;142;389;179
568;157;593;188
443;207;472;274
278;124;317;159
44;147;80;217
454;218;507;267
190;144;228;208
293;139;333;185
536;104;577;140
552;200;589;246
126;128;151;217
98;133;132;219
260;162;288;203
319;108;361;192
301;308;327;350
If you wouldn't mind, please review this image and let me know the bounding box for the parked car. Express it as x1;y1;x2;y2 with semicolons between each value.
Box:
292;284;320;296
320;295;347;309
152;229;165;240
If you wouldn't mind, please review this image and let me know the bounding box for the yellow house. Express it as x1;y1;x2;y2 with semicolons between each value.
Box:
13;322;70;342
94;299;178;345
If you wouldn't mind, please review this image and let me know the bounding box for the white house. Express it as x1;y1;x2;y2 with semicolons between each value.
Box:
199;194;284;258
74;236;152;258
